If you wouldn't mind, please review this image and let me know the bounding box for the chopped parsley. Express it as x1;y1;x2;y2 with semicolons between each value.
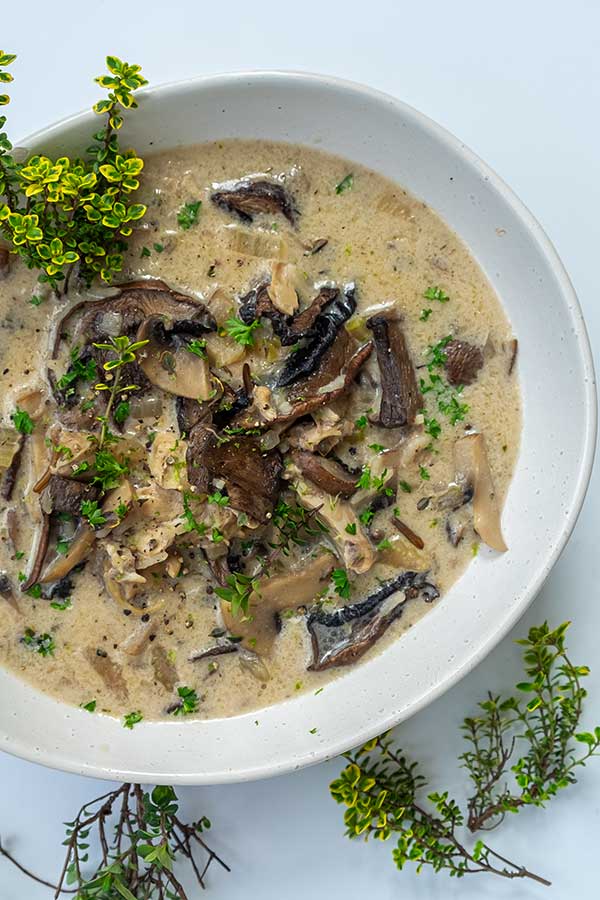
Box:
211;527;225;543
207;490;229;507
359;507;375;527
153;242;164;253
11;407;34;434
50;596;72;611
354;414;368;431
81;500;107;528
123;711;143;729
423;415;442;440
186;338;207;359
116;502;128;520
56;348;97;395
81;699;97;712
26;583;42;598
215;572;259;618
335;173;354;194
56;539;70;556
140;246;151;258
182;492;207;536
30;294;44;307
224;317;262;347
377;538;392;551
420;334;470;429
420;308;433;322
177;200;202;230
419;465;430;481
21;628;55;656
355;466;372;489
399;480;412;494
424;285;450;304
91;450;128;491
331;568;351;600
170;686;199;716
345;522;357;535
368;443;386;453
113;400;130;425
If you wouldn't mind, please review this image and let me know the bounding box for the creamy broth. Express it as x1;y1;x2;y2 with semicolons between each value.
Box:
0;140;520;721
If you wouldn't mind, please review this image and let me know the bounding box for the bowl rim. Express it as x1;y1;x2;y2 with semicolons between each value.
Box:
3;68;597;784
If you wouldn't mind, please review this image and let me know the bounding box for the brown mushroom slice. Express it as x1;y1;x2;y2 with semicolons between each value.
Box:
211;179;297;224
41;475;99;517
454;433;507;552
20;514;50;591
366;314;422;427
53;279;215;357
444;339;484;386
381;533;430;570
0;429;24;501
290;450;357;497
239;282;338;347
151;643;178;691
85;647;128;701
136;316;214;400
287;468;375;574
186;425;282;524
39;520;96;584
507;338;518;375
307;571;439;671
220;553;335;655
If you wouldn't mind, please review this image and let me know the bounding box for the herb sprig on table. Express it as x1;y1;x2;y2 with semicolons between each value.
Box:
1;622;599;892
330;621;600;886
0;52;147;290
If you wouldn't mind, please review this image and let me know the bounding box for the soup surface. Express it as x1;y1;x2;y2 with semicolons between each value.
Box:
0;140;520;722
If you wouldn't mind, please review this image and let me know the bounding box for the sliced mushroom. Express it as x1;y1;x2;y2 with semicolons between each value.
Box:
267;262;300;315
287;467;375;574
307;571;439;670
507;338;518;375
39;519;96;584
380;533;430;571
0;430;24;501
136;316;214;400
151;643;178;691
220;553;335;655
148;433;189;490
41;475;99;517
392;515;425;550
85;647;128;701
211;179;297;224
367;313;422;427
53;279;216;357
444;339;484;386
276;285;357;387
239;283;338;347
187;425;282;524
454;433;507;552
20;514;50;591
291;450;358;497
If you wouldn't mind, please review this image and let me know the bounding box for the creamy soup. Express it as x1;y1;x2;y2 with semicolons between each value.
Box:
0;140;520;722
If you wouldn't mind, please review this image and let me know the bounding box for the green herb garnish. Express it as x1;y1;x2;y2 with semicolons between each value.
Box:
81;499;106;528
186;338;207;359
81;699;97;712
177;200;202;230
170;686;199;716
335;173;354;194
21;628;54;656
331;568;351;600
345;522;357;535
11;407;33;434
50;597;72;611
224;317;261;347
215;572;259;618
123;710;143;729
424;286;450;304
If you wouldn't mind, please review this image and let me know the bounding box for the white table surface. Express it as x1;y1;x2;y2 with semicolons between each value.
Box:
1;2;599;897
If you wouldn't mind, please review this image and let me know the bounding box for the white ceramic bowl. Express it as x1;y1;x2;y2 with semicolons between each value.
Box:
1;72;596;784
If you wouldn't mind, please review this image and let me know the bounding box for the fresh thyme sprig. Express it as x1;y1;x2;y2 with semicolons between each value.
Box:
0;53;147;290
462;621;600;831
331;621;600;886
0;783;229;898
93;334;148;447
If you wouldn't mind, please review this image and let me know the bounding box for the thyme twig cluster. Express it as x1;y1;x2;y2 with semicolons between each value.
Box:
0;783;229;899
330;621;600;886
0;52;147;290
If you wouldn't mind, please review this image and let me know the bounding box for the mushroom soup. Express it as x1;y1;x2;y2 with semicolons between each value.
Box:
0;140;520;721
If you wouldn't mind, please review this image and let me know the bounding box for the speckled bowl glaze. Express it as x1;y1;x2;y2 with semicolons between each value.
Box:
0;72;596;784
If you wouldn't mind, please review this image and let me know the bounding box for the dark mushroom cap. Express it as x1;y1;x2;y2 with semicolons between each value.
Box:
307;571;439;670
290;450;358;497
186;425;282;524
367;313;422;428
444;339;484;386
211;179;297;224
41;474;99;517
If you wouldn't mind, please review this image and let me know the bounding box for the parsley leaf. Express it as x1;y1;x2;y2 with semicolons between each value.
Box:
177;200;202;230
81;500;107;528
21;628;55;656
123;711;143;729
331;568;351;600
424;286;450;304
335;173;354;194
170;686;199;716
81;699;97;712
224;317;262;347
11;407;34;434
345;522;357;535
186;338;207;359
